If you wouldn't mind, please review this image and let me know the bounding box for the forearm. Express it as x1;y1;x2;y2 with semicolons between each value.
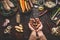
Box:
37;23;43;31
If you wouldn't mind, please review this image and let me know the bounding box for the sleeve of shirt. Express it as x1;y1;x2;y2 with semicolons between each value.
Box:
28;23;35;31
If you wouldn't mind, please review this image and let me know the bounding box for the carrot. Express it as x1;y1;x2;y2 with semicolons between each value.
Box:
19;0;26;12
27;2;31;10
24;1;28;11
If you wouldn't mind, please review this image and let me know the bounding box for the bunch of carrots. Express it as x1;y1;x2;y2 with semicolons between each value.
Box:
19;0;31;13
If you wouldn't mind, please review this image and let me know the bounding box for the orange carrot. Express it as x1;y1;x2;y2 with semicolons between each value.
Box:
24;1;28;11
19;0;26;12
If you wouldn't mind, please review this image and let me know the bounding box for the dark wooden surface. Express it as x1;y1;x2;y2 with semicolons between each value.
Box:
0;0;60;40
0;9;60;40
